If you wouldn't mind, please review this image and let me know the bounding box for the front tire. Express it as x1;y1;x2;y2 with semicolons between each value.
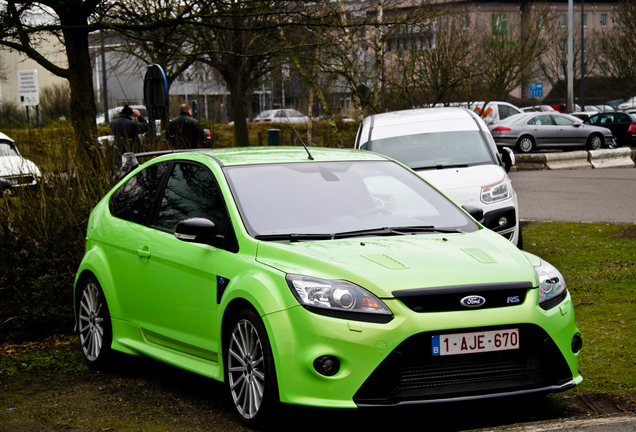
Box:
516;135;535;153
76;276;112;366
226;308;278;426
586;133;603;150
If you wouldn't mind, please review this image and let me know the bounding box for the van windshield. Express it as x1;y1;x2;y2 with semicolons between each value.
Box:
366;130;494;170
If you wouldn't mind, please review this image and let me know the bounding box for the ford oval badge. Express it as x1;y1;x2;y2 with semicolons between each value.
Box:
460;295;486;308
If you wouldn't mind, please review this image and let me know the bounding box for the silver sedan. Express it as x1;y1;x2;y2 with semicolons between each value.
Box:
491;112;616;153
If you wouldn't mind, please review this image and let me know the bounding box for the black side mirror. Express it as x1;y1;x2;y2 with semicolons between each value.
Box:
174;218;224;247
462;205;484;223
500;147;515;173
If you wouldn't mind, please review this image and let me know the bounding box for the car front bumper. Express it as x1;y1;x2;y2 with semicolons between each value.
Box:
265;289;582;408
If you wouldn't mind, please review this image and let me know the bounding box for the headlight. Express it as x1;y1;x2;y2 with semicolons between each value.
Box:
535;260;567;305
286;274;392;318
481;178;512;204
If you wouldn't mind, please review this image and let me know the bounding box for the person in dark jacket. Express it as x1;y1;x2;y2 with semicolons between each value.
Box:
109;105;149;166
167;104;206;149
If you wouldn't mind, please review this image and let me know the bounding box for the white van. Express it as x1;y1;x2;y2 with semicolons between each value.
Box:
467;101;522;126
354;107;521;247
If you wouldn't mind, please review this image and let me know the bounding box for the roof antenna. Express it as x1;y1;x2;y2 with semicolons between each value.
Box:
282;108;314;160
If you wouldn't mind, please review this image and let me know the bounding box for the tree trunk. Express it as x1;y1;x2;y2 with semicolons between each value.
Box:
62;27;99;167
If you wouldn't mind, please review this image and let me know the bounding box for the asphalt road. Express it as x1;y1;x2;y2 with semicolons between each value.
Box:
503;165;636;432
510;168;636;225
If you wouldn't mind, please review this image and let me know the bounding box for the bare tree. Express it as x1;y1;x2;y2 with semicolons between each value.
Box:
598;0;636;98
539;14;600;100
0;1;106;162
473;4;554;103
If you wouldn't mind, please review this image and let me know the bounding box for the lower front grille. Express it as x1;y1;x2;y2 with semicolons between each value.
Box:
354;324;573;405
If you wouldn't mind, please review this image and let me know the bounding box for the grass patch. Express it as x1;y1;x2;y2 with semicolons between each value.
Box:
523;222;636;395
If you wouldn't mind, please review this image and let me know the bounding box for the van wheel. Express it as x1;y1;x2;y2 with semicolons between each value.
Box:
516;136;535;153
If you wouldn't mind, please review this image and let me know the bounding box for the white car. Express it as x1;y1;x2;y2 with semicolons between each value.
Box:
0;132;42;190
617;97;636;111
521;105;556;113
355;107;522;247
253;109;309;124
96;105;148;125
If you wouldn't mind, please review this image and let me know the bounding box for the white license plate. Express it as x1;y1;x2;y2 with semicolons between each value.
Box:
431;328;519;356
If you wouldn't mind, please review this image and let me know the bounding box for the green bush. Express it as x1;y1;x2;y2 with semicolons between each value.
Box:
0;131;115;343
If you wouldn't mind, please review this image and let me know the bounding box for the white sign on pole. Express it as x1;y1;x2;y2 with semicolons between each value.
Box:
18;70;39;106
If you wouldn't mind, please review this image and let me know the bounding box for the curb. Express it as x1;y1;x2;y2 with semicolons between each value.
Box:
510;147;635;171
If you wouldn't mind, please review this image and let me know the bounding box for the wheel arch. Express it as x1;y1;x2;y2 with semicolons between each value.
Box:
73;249;120;328
587;132;604;149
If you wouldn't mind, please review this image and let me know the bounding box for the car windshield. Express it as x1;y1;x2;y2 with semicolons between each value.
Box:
0;143;19;157
224;160;479;239
366;131;493;170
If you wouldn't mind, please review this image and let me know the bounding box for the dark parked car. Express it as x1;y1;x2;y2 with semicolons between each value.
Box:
584;112;636;147
491;113;616;153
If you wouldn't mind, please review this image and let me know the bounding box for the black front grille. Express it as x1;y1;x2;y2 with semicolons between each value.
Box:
354;324;573;405
393;282;533;313
5;175;35;186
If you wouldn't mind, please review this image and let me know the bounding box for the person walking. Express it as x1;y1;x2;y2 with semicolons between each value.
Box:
110;105;149;166
167;103;207;149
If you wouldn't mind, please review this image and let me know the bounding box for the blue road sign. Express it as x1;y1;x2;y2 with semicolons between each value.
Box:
529;82;544;98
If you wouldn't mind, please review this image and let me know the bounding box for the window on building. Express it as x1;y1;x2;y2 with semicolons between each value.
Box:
440;16;448;31
600;13;607;27
560;13;567;27
582;13;587;28
461;15;470;30
560;63;566;77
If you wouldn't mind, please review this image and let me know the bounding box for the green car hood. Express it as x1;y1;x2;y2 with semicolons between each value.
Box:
256;230;537;298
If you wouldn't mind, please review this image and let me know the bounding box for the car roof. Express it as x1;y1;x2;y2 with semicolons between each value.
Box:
0;132;15;143
138;147;391;171
361;107;481;140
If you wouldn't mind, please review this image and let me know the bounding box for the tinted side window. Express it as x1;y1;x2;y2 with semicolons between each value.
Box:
155;162;236;250
109;161;169;224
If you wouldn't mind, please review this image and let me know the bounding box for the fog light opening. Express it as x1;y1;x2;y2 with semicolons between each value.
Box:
571;333;583;353
314;355;340;376
498;216;508;228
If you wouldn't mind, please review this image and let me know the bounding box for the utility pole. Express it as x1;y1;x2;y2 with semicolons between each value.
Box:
567;0;574;113
580;0;585;111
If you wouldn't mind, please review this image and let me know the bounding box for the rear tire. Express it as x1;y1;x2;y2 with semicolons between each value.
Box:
76;276;112;366
226;308;279;427
516;135;535;153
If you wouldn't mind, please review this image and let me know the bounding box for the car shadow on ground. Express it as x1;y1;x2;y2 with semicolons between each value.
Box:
2;344;634;432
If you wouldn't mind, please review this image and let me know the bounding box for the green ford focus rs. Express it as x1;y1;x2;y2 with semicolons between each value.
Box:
74;146;582;426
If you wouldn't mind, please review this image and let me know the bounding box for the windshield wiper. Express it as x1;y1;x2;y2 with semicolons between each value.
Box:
255;226;461;242
412;163;470;170
254;233;333;242
332;226;461;239
390;225;462;234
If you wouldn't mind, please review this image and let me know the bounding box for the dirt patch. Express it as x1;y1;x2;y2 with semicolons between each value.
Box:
1;337;635;432
612;227;636;239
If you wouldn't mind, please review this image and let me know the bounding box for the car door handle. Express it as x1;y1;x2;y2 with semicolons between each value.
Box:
137;248;151;258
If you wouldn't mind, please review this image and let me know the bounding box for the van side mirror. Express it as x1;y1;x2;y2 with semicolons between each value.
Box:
500;147;515;173
462;205;484;223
